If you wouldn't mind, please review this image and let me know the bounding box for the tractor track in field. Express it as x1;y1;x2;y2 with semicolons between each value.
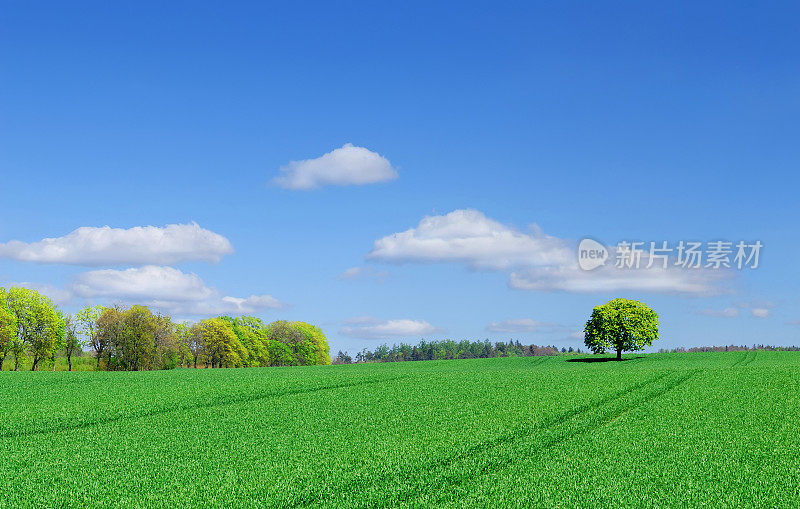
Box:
731;351;752;367
528;356;552;367
417;369;699;506
741;351;758;367
288;369;697;508
0;375;406;440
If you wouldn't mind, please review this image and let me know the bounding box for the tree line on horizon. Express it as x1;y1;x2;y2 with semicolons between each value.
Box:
0;286;331;371
661;345;800;353
332;339;582;364
333;339;800;364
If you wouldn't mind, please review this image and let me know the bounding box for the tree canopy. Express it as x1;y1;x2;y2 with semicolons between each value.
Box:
1;287;65;370
0;286;329;372
583;298;659;360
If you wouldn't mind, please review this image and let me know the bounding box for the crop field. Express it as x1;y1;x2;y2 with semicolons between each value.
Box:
1;351;799;507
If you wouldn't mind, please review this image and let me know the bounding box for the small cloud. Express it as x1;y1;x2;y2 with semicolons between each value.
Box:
0;222;233;266
700;307;740;318
273;143;398;190
486;318;547;333
569;330;585;340
338;267;364;280
337;266;389;281
339;317;439;339
751;308;770;318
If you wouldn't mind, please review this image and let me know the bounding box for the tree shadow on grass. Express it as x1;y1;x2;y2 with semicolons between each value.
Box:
567;356;646;363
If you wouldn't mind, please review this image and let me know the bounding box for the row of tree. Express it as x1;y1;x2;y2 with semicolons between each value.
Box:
661;345;800;353
333;339;583;364
0;286;331;371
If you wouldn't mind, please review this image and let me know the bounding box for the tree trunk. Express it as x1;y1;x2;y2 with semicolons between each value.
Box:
0;354;4;371
31;357;39;371
68;354;73;371
14;355;20;371
617;348;622;361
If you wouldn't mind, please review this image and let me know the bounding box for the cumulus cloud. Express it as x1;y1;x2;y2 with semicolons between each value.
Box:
486;318;547;333
701;307;741;318
0;223;233;266
368;209;570;270
72;266;213;301
70;266;284;316
149;294;285;317
751;308;770;318
367;209;728;295
273;143;398;190
339;317;439;339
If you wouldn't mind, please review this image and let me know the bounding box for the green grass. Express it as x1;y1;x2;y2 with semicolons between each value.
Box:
1;351;798;507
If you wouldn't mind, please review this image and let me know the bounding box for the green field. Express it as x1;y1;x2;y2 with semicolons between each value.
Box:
1;351;798;507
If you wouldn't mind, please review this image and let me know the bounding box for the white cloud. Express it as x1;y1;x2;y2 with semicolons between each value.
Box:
8;282;73;306
368;209;570;270
337;266;389;281
701;307;741;318
339;317;439;339
72;266;214;301
338;267;364;279
71;266;284;316
486;318;546;333
751;308;770;318
367;209;728;295
0;223;233;266
150;294;285;317
509;263;728;295
273;143;398;190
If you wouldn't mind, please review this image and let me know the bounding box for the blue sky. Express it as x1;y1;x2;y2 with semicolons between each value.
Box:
1;1;798;354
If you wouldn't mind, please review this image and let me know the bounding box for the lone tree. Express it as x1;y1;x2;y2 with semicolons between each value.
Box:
584;298;659;360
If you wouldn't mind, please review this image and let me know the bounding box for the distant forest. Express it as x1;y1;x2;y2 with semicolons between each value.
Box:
660;345;800;353
333;340;579;364
333;340;800;364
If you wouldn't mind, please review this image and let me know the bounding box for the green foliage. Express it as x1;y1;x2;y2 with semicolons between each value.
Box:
584;298;659;359
62;316;82;371
77;304;105;366
0;299;17;370
259;320;332;367
292;321;332;365
0;286;330;372
95;305;182;371
220;316;268;367
0;286;65;370
198;317;247;368
354;339;561;362
0;352;798;506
